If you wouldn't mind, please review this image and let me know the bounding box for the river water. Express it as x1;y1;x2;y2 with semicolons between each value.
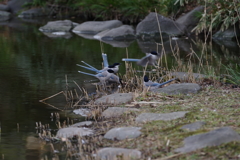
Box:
0;18;239;160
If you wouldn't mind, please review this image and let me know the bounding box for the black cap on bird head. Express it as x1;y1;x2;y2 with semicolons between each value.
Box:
108;63;120;68
144;75;149;82
150;51;158;55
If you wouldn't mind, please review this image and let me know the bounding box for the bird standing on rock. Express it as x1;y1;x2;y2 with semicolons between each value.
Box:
143;75;176;90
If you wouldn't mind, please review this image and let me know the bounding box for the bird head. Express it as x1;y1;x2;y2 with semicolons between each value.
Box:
108;63;120;68
144;75;149;82
150;51;158;55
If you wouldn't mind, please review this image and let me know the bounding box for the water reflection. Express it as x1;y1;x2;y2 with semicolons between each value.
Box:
0;18;239;160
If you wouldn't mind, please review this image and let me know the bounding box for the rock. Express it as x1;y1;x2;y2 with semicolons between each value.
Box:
70;121;93;127
94;25;135;40
72;20;122;34
39;20;74;32
96;147;141;160
136;111;188;123
136;12;184;39
104;127;141;140
176;6;204;36
152;83;201;95
102;107;139;118
18;8;50;18
7;0;31;14
0;10;11;21
0;4;10;11
94;93;133;105
181;121;205;131
73;108;91;117
168;72;206;81
213;24;240;41
42;31;72;39
175;127;240;153
56;127;93;139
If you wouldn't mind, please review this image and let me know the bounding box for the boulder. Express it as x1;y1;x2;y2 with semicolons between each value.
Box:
96;147;141;160
70;121;93;127
181;121;206;131
136;111;188;123
176;6;204;36
73;108;91;117
0;4;10;11
42;31;72;39
56;127;93;139
0;10;11;21
213;24;240;41
102;107;139;118
94;93;133;105
39;20;74;32
18;8;51;18
7;0;32;14
104;127;141;140
72;20;122;34
152;83;201;95
136;12;184;39
175;127;240;153
94;25;135;41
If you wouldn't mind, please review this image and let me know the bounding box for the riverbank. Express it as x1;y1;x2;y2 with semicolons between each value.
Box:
40;79;240;159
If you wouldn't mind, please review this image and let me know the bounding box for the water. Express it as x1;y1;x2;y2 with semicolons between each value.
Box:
0;18;239;160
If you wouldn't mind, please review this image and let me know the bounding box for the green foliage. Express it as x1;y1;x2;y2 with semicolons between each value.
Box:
23;0;183;23
224;64;240;85
175;0;240;33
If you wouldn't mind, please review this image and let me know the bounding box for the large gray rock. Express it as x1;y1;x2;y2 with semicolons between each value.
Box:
72;20;122;34
175;127;240;153
136;12;184;39
18;8;50;18
104;127;141;140
136;111;188;123
94;93;133;105
7;0;32;14
94;25;135;40
102;107;139;118
96;147;141;160
42;31;72;39
181;121;205;131
152;83;201;95
73;108;91;117
56;127;93;139
176;6;204;36
0;4;10;11
0;10;11;21
213;24;240;41
39;20;74;32
70;121;93;127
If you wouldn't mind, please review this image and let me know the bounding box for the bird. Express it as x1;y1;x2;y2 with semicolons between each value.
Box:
143;75;176;90
78;69;122;85
122;51;161;67
77;53;120;73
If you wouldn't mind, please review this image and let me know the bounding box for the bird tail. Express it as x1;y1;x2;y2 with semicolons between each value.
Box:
78;71;96;77
102;53;109;67
76;64;99;72
122;58;140;62
81;61;99;71
158;79;176;87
